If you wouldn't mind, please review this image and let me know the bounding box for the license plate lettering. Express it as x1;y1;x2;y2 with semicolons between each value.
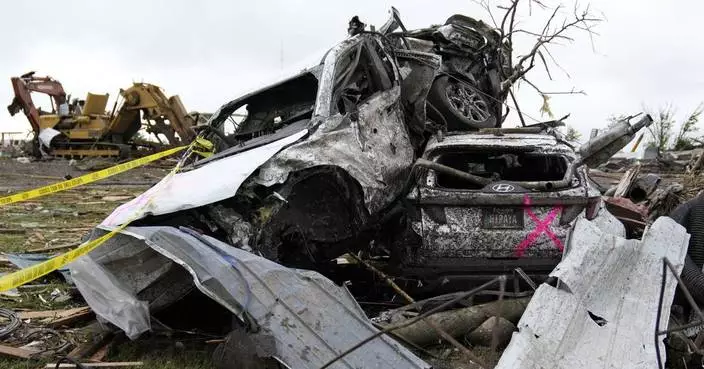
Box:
481;207;524;229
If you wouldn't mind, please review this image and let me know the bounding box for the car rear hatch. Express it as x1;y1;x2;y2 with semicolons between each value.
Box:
409;146;598;273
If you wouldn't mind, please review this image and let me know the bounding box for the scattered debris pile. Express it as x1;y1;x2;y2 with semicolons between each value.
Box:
1;7;704;369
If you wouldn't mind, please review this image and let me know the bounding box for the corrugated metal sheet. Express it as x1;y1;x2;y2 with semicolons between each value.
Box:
71;226;430;369
496;217;689;369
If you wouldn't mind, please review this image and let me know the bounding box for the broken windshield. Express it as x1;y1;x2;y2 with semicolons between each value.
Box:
209;70;320;141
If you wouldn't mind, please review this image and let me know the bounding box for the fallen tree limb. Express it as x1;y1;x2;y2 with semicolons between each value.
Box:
349;253;488;368
320;278;502;369
387;297;530;347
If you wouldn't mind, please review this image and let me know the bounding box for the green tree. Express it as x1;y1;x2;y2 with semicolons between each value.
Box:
645;106;675;154
564;125;582;143
673;104;702;150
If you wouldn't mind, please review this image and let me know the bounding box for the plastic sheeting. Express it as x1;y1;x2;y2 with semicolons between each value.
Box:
70;225;430;369
70;255;150;339
495;216;689;369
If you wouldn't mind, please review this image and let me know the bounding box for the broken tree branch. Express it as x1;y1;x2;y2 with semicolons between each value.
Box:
522;78;585;96
349;253;488;368
497;1;601;95
319;273;504;369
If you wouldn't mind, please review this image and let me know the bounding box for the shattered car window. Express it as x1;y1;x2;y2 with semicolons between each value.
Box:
212;72;319;140
433;151;570;189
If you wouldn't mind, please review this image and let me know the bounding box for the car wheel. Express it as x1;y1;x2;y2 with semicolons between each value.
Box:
427;75;496;130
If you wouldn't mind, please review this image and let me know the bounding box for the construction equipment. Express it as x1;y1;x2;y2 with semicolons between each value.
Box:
7;71;201;158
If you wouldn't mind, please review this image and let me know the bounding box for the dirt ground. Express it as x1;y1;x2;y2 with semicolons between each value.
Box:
0;157;213;368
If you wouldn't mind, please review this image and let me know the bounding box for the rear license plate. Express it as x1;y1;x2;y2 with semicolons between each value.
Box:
481;207;524;229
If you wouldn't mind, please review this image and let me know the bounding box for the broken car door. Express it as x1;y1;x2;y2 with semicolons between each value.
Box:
331;37;415;212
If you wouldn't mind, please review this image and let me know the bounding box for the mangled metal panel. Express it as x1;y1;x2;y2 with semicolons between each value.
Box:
424;133;577;157
256;86;415;214
495;217;689;369
70;226;430;369
101;130;307;226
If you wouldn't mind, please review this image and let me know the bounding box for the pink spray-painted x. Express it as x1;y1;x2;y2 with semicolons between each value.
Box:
514;194;564;257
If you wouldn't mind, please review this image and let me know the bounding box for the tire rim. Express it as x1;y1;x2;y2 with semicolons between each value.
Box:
445;81;491;123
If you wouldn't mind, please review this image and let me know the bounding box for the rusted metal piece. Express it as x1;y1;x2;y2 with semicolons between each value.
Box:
604;197;648;231
7;72;67;134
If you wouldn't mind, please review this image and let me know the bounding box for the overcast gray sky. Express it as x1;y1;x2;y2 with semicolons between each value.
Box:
1;0;702;141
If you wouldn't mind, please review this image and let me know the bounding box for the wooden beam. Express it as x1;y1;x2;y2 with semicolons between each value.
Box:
19;306;90;320
45;362;143;368
0;344;40;359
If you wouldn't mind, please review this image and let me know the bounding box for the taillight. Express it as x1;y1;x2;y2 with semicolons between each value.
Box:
585;197;601;220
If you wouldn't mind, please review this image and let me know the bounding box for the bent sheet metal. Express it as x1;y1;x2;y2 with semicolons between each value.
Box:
69;226;430;369
495;217;689;369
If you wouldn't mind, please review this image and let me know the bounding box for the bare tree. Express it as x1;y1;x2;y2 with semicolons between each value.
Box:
474;0;601;123
606;114;628;130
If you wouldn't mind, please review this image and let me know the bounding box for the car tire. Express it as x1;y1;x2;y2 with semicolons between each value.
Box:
427;75;496;131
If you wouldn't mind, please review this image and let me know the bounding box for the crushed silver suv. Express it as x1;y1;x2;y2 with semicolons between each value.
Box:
379;120;652;294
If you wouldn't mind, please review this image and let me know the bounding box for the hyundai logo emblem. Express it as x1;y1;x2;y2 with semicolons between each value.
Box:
491;183;515;193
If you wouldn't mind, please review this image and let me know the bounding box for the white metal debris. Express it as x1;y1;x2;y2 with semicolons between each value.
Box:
71;226;430;369
101;130;307;226
496;216;689;369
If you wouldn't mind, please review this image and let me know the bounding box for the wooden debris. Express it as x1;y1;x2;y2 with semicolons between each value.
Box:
46;362;143;368
101;195;133;202
613;164;640;198
26;242;81;253
49;308;94;328
67;322;114;360
349;253;489;368
0;343;40;359
19;306;91;321
389;298;530;347
467;316;516;348
88;340;112;362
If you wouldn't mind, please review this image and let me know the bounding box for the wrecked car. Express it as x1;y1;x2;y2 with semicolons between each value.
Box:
381;8;512;130
386;125;610;294
104;22;433;269
372;117;652;296
100;10;653;294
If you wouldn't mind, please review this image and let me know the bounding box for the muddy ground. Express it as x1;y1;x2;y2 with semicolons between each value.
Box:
0;157;214;368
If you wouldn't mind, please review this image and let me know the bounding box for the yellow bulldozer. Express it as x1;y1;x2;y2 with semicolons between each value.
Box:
7;71;206;157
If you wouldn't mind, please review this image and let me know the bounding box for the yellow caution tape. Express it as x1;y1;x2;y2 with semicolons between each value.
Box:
0;223;130;292
0;146;186;207
0;138;215;292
